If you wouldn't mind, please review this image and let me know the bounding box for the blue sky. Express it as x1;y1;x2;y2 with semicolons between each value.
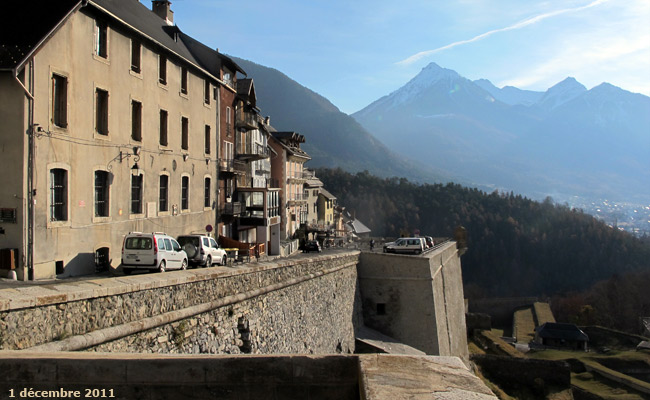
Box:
147;0;650;114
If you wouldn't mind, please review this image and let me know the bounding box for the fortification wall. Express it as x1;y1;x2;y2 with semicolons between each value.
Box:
0;252;362;355
357;242;469;362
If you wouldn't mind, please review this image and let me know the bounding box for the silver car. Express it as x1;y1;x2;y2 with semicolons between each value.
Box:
177;234;228;267
121;232;188;274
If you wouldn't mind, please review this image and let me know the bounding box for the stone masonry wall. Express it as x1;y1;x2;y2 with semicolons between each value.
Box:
90;266;361;354
0;252;362;355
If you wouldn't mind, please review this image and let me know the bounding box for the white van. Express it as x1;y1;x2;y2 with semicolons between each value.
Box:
121;232;188;274
382;237;426;254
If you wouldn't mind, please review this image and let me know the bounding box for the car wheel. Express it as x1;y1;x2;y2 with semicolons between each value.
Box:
123;268;132;275
221;255;227;266
415;249;422;255
205;256;212;268
158;260;166;273
181;259;188;270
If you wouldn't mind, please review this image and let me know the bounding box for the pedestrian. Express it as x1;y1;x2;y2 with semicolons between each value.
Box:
369;239;375;251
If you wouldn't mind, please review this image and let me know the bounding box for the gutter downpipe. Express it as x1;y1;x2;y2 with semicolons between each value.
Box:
14;61;35;280
215;82;221;235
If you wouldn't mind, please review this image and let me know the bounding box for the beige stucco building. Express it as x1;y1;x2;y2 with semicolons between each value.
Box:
0;1;238;279
269;132;310;240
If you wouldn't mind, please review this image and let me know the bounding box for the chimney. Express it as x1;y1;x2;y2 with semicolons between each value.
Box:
152;1;174;25
265;116;270;125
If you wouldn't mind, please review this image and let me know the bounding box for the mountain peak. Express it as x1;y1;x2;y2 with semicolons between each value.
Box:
552;77;587;91
413;62;460;84
538;77;587;110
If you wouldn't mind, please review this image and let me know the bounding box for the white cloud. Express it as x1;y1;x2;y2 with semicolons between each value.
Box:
498;20;650;93
397;0;611;66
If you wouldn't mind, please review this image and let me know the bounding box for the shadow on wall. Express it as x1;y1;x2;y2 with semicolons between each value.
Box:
57;252;102;278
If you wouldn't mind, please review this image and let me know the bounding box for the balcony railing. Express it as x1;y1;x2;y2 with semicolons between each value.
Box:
219;159;234;173
234;159;248;176
222;202;242;216
236;109;257;130
287;171;308;182
237;142;269;161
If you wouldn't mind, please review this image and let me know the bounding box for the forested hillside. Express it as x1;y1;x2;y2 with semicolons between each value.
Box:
317;168;650;297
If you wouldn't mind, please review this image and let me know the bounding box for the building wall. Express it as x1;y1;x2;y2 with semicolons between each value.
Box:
25;9;218;278
269;139;287;239
0;73;27;273
358;242;469;363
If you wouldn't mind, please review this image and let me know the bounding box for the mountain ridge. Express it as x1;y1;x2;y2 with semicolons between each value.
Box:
230;57;450;184
353;62;650;203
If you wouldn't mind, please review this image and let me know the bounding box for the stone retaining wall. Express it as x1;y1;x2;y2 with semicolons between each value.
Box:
0;252;362;355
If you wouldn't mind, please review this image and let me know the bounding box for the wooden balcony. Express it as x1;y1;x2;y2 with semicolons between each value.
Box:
236;109;257;131
237;142;269;162
221;202;242;216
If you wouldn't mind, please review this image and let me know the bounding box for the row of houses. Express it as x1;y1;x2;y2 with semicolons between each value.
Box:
0;0;367;280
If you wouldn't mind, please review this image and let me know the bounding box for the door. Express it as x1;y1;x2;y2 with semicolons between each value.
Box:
171;238;184;268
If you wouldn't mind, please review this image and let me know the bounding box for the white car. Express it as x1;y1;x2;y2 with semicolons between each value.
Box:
177;234;228;267
121;232;188;274
383;237;426;254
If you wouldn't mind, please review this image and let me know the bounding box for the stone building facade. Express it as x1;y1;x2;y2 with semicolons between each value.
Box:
0;1;246;279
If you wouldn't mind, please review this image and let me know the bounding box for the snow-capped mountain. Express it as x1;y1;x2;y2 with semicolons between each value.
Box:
353;63;650;202
474;79;543;106
537;77;587;110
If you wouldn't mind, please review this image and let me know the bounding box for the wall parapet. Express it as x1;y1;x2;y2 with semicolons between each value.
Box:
0;251;361;353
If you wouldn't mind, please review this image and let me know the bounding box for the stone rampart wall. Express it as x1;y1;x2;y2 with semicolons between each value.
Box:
0;252;362;355
357;242;469;362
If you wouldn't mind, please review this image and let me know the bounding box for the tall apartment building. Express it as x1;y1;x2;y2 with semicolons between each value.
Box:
0;0;239;279
269;132;311;240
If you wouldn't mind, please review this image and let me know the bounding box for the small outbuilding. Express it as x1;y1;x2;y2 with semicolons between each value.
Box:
534;323;589;351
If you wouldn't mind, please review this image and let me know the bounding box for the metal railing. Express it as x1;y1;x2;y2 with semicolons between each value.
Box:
222;202;242;216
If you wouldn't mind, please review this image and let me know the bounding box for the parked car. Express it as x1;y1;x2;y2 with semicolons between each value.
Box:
121;232;188;274
303;240;322;253
425;236;435;248
177;234;227;267
383;237;426;254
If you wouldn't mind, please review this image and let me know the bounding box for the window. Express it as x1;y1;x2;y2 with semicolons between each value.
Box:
204;177;211;208
159;175;169;212
95;88;109;135
95;20;108;58
181;117;189;150
50;169;67;221
226;106;232;136
159;109;168;146
223;141;234;161
131;173;143;214
131;100;142;142
159;55;167;84
94;170;110;217
204;125;211;154
204;80;211;104
131;40;141;73
181;176;189;210
52;74;68;128
181;68;188;94
223;72;233;87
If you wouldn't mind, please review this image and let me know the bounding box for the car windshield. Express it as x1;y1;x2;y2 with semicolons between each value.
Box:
125;237;152;250
177;236;200;247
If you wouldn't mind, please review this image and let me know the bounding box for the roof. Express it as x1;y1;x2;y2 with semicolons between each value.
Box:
1;0;245;80
270;131;311;160
348;219;371;235
237;78;257;107
1;0;81;69
536;323;589;342
319;188;337;200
